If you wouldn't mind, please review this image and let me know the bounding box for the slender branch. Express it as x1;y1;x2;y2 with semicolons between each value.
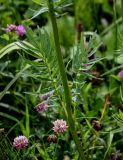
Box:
47;0;85;159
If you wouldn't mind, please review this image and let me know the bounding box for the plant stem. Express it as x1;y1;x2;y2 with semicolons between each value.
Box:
47;0;85;159
99;96;109;122
121;0;123;24
113;0;118;50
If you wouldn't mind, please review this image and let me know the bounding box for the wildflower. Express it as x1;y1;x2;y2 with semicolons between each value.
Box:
5;24;26;37
47;134;58;143
13;135;28;149
16;25;26;36
36;102;48;113
39;91;54;101
110;150;122;160
118;70;123;79
53;119;68;133
5;24;17;32
91;119;103;131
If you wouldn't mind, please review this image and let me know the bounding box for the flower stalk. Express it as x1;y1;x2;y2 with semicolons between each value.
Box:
121;0;123;24
47;0;85;159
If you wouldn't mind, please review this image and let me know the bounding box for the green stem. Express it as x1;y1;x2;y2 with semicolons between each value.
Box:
113;0;118;50
121;0;123;24
47;0;85;159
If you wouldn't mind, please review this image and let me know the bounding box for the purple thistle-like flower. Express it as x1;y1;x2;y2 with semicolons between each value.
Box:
118;70;123;79
13;135;28;149
53;119;68;133
5;24;17;32
36;102;48;113
16;25;26;36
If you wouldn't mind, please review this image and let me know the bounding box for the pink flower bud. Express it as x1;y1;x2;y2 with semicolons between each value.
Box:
5;24;17;32
36;102;48;113
47;134;58;143
118;70;123;79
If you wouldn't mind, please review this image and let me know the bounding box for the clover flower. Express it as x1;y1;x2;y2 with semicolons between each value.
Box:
5;24;26;37
16;25;26;36
118;70;123;79
5;24;17;32
36;102;48;113
13;135;28;149
53;119;68;133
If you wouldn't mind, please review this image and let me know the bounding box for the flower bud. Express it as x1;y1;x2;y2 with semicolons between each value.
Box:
47;134;58;143
91;119;103;131
118;70;123;79
36;102;48;113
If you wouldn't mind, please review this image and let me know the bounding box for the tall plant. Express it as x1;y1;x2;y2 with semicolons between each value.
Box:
47;0;85;159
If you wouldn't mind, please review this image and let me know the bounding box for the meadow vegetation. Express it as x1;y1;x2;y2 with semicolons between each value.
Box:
1;0;123;159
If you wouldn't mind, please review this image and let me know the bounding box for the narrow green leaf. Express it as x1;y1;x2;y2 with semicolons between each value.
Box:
25;105;30;137
0;64;30;100
30;7;48;20
20;121;27;136
36;144;51;160
0;42;20;59
0;112;19;122
103;132;113;160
